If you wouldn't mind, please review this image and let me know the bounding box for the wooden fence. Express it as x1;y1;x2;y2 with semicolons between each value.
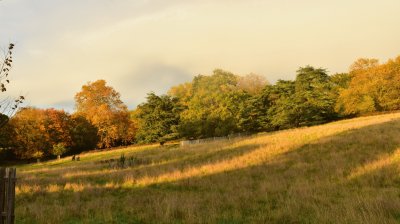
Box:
0;168;16;224
180;133;249;147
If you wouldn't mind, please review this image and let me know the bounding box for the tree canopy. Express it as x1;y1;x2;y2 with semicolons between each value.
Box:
133;93;181;143
75;80;134;148
2;54;400;160
337;57;400;115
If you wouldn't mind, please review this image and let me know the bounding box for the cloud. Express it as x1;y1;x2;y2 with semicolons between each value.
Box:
44;99;75;113
118;62;192;108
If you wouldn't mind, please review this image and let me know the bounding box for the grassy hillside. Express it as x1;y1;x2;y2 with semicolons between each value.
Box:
14;113;400;223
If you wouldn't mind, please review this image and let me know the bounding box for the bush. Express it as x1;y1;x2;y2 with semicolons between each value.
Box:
52;143;68;159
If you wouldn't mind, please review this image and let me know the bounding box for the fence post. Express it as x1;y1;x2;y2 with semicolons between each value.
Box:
7;168;16;224
0;168;5;224
0;168;16;224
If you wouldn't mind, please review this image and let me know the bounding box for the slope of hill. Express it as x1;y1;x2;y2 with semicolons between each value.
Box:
15;112;400;223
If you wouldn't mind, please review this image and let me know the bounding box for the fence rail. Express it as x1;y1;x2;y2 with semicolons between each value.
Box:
0;168;16;224
180;133;249;147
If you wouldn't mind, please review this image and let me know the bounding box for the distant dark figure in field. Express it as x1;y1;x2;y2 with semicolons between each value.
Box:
72;155;75;161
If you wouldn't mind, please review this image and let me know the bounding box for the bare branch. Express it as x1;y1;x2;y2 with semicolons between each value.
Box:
0;43;24;127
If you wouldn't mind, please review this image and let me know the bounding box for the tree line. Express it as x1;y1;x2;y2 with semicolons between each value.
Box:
1;55;400;161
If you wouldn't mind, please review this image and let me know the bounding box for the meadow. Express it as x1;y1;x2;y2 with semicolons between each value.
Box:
14;112;400;223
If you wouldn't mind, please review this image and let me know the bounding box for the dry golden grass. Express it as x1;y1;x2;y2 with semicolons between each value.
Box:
14;112;400;223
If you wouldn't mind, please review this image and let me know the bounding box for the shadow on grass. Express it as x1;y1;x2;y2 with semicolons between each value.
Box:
16;140;262;190
15;119;400;224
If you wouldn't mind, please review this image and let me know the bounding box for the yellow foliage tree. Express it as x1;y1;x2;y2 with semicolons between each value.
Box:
336;56;400;115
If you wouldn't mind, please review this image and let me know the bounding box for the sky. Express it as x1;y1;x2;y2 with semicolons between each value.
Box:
1;0;400;112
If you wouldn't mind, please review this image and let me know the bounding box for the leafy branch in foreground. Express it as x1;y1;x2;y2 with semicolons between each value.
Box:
0;43;24;127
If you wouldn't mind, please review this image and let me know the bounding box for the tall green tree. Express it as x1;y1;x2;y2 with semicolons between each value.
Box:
134;92;181;143
178;69;241;138
264;80;297;129
263;67;337;129
292;66;337;126
237;92;269;132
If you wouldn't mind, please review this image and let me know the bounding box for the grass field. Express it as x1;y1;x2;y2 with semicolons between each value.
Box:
13;112;400;223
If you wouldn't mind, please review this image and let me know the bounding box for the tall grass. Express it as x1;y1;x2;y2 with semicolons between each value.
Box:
14;112;400;223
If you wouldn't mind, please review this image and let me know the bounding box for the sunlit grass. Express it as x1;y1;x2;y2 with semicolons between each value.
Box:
14;112;400;223
348;148;400;180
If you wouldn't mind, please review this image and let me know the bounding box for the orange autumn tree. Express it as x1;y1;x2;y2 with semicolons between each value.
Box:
74;80;134;148
10;108;72;159
44;108;73;153
10;108;47;159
